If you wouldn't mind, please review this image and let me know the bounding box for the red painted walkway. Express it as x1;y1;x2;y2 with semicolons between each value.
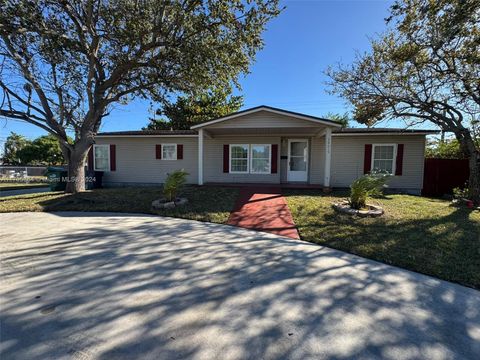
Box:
227;187;300;239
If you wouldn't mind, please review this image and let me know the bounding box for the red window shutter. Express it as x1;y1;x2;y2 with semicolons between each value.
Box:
87;147;94;170
177;144;183;159
223;145;229;173
156;144;162;159
395;144;404;175
271;144;278;174
109;144;116;171
364;144;372;174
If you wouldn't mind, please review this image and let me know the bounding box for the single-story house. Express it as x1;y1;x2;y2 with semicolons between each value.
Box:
91;105;438;194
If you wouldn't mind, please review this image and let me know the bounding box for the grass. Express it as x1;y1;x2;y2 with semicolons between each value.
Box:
284;189;480;289
0;182;49;191
0;176;48;190
0;186;239;224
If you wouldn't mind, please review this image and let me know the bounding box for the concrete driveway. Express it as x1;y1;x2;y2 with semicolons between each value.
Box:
1;212;479;360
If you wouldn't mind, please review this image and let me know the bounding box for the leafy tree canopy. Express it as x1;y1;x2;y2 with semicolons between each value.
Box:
322;112;350;128
18;134;67;165
426;138;465;159
1;132;68;165
327;0;480;202
1;132;29;165
144;88;243;130
426;136;480;159
0;0;281;192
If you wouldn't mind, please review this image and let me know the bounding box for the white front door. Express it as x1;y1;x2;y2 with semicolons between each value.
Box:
287;139;308;182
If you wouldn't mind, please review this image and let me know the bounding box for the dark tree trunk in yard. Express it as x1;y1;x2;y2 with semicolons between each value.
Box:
61;141;92;194
467;149;480;205
458;132;480;204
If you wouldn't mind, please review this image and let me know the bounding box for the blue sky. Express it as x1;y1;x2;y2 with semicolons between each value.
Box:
1;0;409;145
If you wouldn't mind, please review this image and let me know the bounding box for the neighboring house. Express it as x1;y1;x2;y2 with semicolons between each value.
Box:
91;106;438;194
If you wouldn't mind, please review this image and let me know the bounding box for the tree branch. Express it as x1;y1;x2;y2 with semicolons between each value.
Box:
1;34;68;140
0;80;48;117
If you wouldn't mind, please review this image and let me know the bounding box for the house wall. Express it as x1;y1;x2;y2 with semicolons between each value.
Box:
310;136;325;185
203;136;281;183
280;139;288;183
207;110;321;129
94;134;427;193
280;137;325;184
330;135;426;192
94;136;199;186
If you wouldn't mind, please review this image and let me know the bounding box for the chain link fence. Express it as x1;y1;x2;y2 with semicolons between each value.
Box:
0;166;49;181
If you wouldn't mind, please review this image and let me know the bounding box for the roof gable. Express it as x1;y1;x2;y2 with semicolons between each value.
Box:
190;105;343;129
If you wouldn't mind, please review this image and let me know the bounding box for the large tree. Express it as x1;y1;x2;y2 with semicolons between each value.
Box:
0;0;280;192
144;88;243;130
327;0;480;202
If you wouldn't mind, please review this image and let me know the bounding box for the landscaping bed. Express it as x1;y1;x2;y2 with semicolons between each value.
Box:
284;189;480;289
0;186;239;224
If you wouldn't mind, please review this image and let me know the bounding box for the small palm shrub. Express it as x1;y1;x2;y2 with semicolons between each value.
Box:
349;172;391;209
163;169;189;202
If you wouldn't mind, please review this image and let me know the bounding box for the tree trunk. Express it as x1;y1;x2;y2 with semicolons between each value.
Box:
467;152;480;204
459;133;480;204
63;142;91;194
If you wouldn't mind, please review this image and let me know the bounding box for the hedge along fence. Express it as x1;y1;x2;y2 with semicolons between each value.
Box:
422;158;469;197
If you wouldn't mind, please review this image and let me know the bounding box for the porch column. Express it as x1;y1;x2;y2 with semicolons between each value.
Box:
324;127;332;188
198;128;204;185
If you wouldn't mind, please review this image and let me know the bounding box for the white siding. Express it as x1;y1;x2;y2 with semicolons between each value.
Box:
94;137;198;185
203;136;281;183
330;135;426;190
207;110;320;129
310;137;325;185
94;134;427;191
280;139;288;183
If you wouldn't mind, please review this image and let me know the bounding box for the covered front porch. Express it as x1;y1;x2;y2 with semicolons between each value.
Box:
191;106;341;188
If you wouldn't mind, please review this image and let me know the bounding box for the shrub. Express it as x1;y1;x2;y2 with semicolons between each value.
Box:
349;172;391;209
163;169;189;202
453;186;469;199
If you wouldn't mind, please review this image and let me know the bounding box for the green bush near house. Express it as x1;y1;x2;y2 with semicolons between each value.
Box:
349;172;391;209
163;170;189;202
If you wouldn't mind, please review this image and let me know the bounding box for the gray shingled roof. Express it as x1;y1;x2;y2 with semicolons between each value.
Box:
97;127;437;136
333;128;439;134
97;129;198;136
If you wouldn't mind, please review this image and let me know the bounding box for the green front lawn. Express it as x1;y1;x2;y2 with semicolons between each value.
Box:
0;186;239;224
284;190;480;289
0;182;48;191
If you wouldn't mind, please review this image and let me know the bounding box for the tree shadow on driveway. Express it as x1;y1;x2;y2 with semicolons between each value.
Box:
1;212;479;360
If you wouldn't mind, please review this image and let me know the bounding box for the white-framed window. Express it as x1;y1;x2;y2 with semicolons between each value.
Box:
94;144;110;171
372;144;397;174
162;144;177;160
250;144;271;174
230;144;249;173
